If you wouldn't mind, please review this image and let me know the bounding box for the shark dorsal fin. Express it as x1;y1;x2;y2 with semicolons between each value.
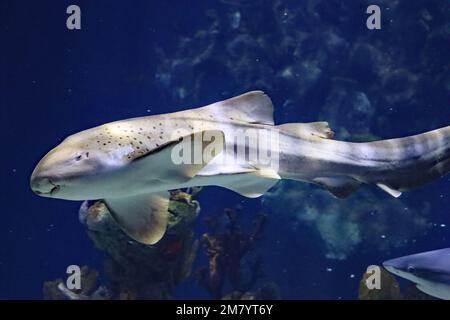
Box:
198;91;274;125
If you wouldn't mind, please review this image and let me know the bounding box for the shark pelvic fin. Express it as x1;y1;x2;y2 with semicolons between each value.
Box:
105;192;170;245
314;176;360;198
376;183;402;198
220;169;281;198
199;91;274;125
278;122;334;140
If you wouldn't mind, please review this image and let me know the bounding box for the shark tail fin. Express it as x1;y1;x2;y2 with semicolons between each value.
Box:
365;125;450;196
329;125;450;198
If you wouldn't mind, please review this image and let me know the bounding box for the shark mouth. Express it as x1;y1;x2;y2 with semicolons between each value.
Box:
48;179;61;195
37;179;60;195
49;184;60;195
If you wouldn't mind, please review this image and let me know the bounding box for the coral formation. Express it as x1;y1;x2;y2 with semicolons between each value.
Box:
196;207;279;299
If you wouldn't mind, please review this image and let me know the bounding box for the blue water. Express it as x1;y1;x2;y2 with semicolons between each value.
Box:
1;0;449;299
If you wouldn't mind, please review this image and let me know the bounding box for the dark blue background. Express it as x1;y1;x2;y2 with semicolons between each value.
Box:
1;0;449;299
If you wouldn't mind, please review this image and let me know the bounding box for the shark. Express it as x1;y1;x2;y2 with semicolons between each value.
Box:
30;91;450;244
383;248;450;300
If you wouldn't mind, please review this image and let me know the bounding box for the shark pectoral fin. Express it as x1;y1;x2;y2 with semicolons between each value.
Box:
376;183;402;198
105;192;170;245
277;122;334;140
221;169;281;198
314;177;360;198
134;130;225;183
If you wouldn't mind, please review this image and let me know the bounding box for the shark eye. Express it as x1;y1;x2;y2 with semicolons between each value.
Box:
75;155;82;161
407;266;416;273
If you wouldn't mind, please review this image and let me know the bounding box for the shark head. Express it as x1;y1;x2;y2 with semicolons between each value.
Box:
30;114;225;202
30;113;226;245
30;124;138;200
383;248;450;299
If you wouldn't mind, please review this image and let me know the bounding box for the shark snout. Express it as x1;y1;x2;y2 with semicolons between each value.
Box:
383;259;411;279
30;174;60;196
382;263;397;275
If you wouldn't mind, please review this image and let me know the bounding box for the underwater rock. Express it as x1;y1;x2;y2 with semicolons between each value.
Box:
358;266;402;300
45;190;200;300
43;278;67;300
358;266;436;300
43;266;109;300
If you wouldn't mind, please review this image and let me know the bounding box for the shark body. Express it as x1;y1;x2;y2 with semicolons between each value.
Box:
31;91;450;244
383;248;450;300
